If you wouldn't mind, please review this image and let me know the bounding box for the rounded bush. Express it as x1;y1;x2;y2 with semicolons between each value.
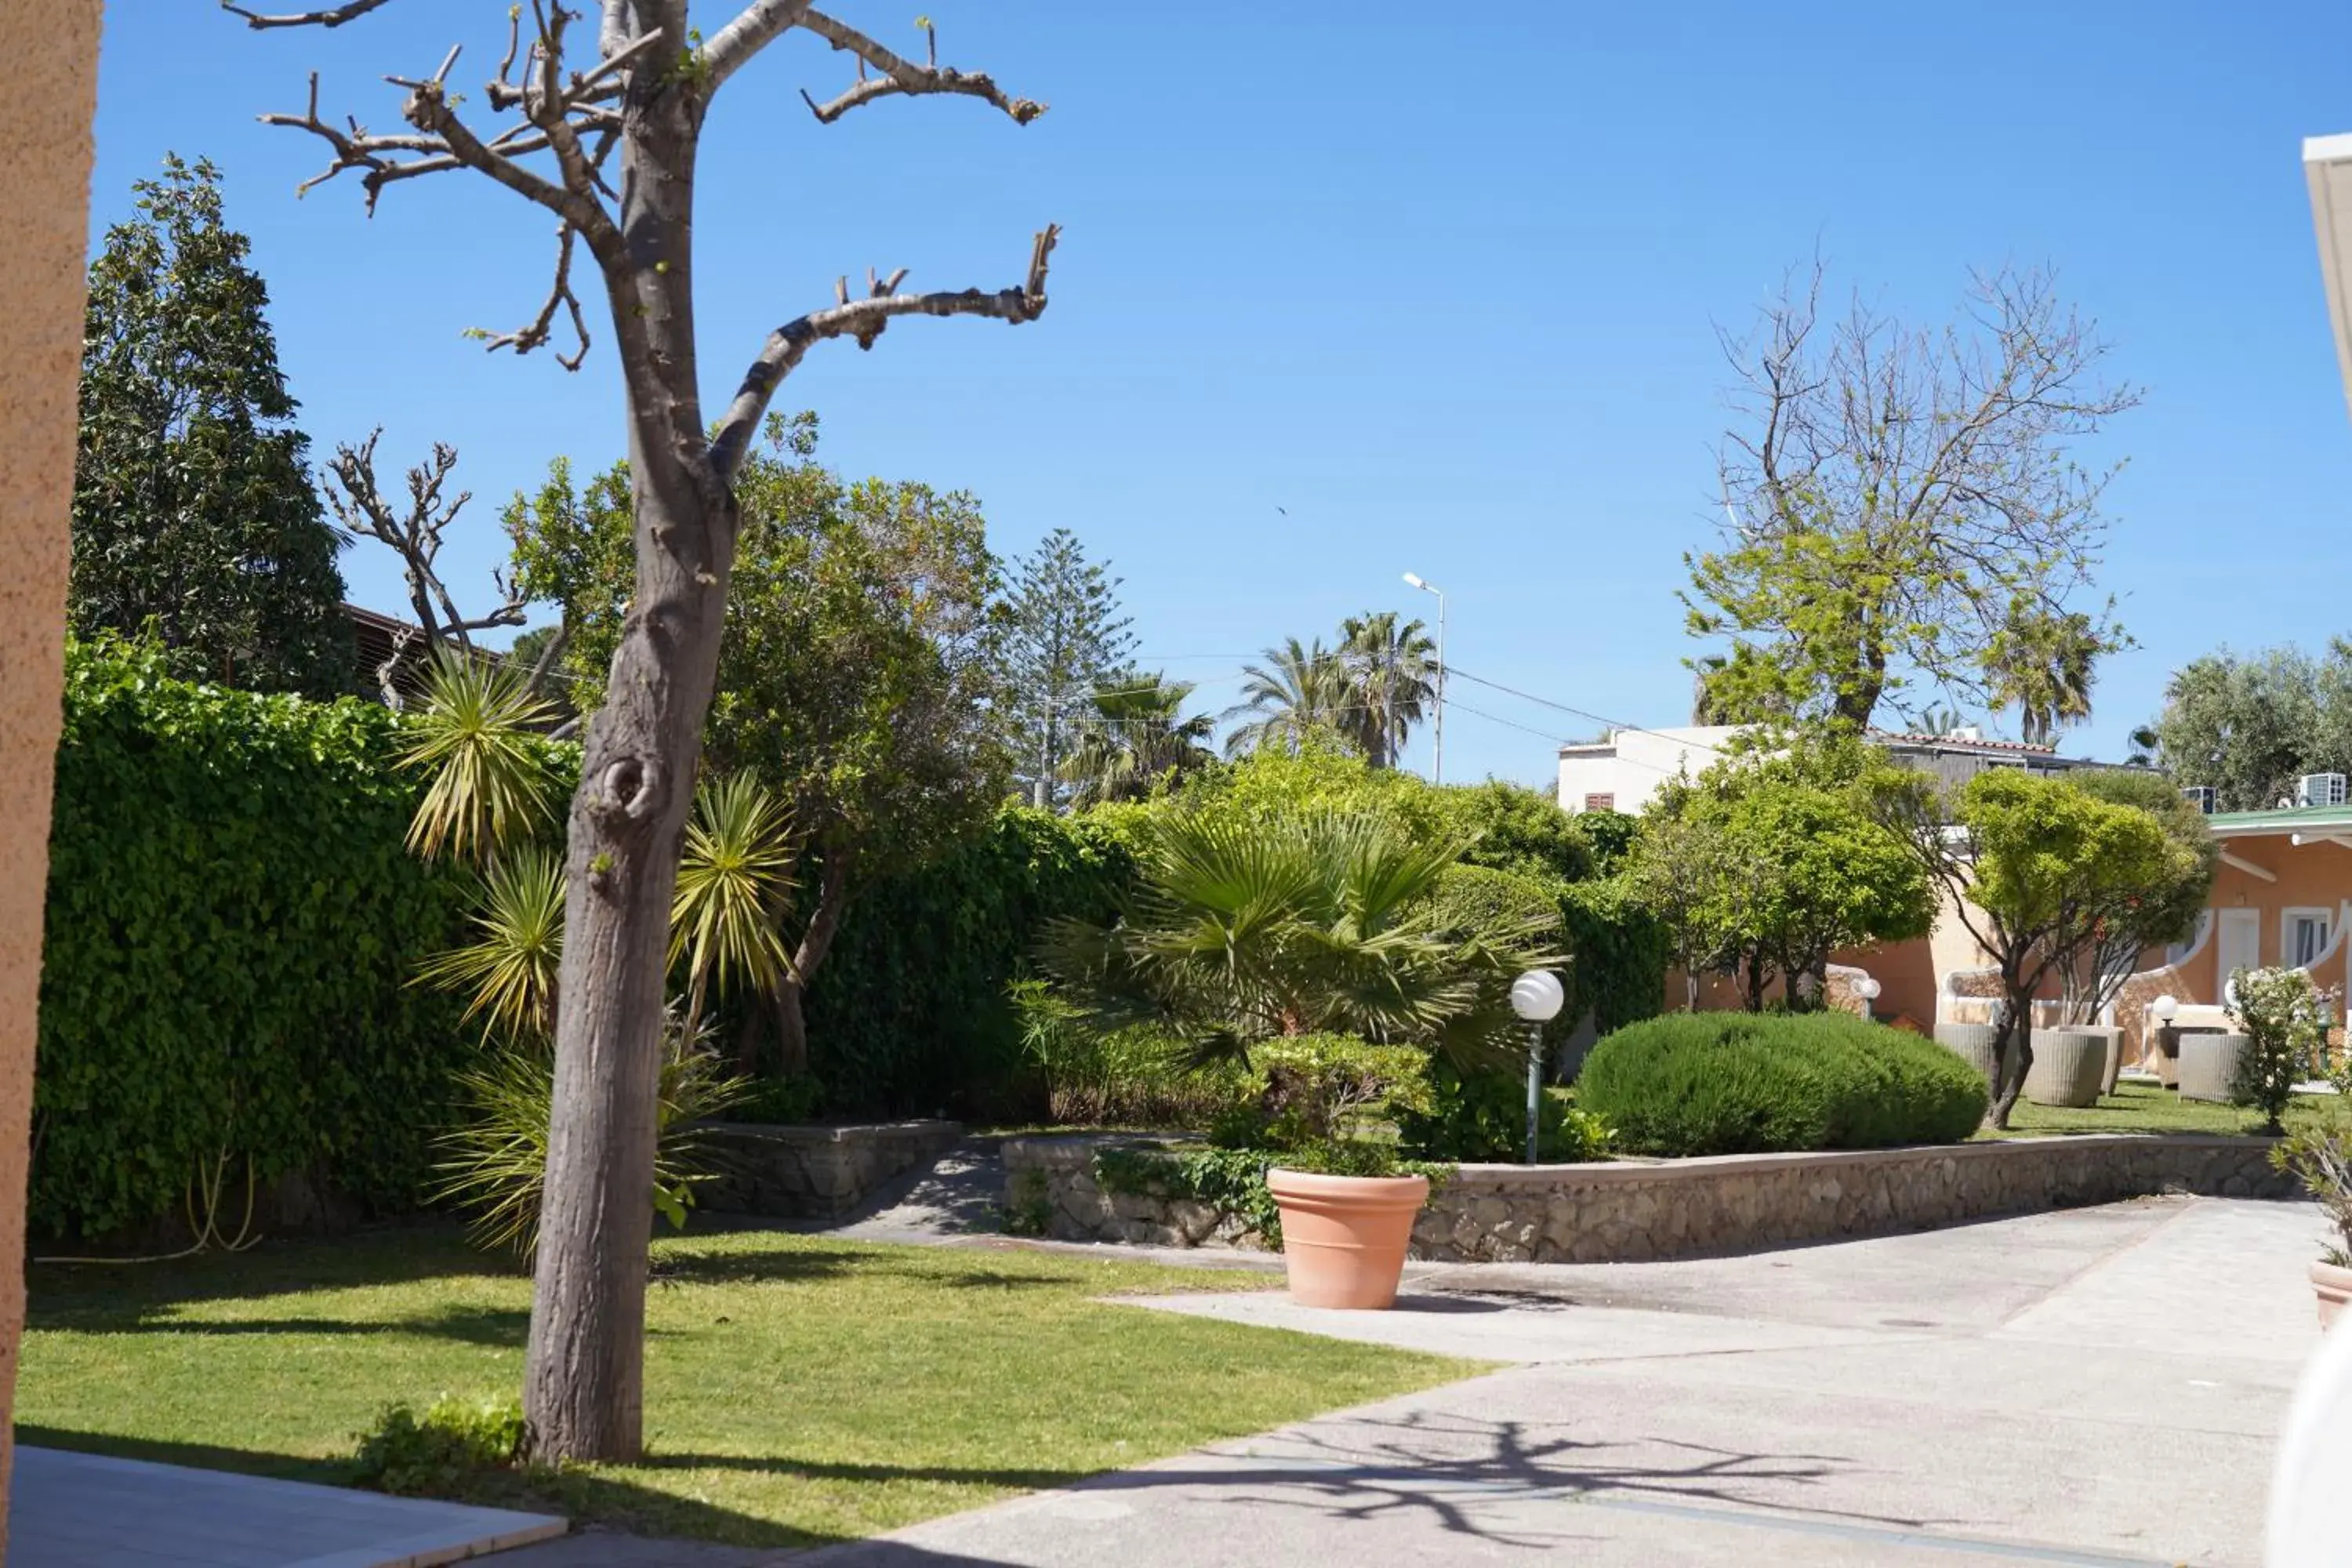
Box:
1576;1012;1989;1156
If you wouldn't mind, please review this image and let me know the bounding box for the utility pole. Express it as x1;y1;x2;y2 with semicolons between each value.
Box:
1403;572;1445;784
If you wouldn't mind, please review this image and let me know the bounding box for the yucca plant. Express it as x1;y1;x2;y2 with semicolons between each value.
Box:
416;844;566;1044
397;652;561;866
434;1010;752;1254
671;771;798;1031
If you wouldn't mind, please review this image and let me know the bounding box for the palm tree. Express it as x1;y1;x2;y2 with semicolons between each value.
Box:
1221;637;1357;758
1037;810;1561;1069
1986;603;2103;746
1059;672;1216;807
1338;612;1436;768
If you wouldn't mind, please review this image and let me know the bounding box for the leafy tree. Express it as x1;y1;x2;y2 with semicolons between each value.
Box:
1060;672;1214;808
1448;779;1595;886
2060;769;2214;1025
1223;637;1356;757
1001;528;1135;811
507;416;1007;1076
73;154;351;696
1639;733;1933;1011
1686;263;2137;730
1875;768;2176;1127
1985;600;2101;746
2134;643;2352;811
1338;611;1436;768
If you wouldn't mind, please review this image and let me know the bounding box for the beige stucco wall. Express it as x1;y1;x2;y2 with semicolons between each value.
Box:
0;3;101;1550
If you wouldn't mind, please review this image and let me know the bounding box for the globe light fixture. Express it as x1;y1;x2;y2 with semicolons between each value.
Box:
2152;993;2180;1023
1853;975;1882;1022
1510;970;1566;1164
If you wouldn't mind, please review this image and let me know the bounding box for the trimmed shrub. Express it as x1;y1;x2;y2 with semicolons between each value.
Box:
31;638;500;1240
1576;1011;1988;1156
1398;1059;1613;1162
1560;877;1669;1036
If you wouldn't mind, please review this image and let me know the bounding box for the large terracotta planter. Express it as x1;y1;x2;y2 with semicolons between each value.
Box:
1933;1022;2002;1087
2314;1261;2352;1330
2178;1032;2252;1103
2024;1029;2106;1108
1267;1167;1428;1310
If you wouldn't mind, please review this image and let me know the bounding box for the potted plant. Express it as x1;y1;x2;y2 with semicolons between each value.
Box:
1267;1141;1432;1310
2271;1126;2352;1329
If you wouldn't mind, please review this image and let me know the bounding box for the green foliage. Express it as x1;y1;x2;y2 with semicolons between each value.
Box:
1091;1138;1451;1251
1450;779;1595;884
2270;1124;2352;1268
1221;638;1359;760
2135;642;2352;811
32;637;473;1240
1396;1060;1614;1162
350;1395;529;1494
670;771;797;1022
1574;810;1640;875
1040;810;1558;1072
74;155;351;698
1009;981;1247;1127
2227;967;2336;1134
2061;769;2215;1020
395;654;564;866
1335;611;1437;768
1560;878;1669;1035
431;1018;750;1254
1957;769;2176;938
413;845;566;1044
1060;672;1217;808
1577;1011;1989;1156
804;805;1134;1114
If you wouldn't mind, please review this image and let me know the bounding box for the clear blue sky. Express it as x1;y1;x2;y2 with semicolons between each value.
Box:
89;2;2352;788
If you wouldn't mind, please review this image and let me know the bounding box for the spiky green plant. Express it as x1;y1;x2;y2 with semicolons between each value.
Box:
1039;809;1561;1070
397;652;561;865
670;771;797;1027
433;1012;751;1254
415;845;566;1043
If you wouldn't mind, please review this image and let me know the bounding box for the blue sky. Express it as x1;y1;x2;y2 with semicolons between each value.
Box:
89;2;2352;788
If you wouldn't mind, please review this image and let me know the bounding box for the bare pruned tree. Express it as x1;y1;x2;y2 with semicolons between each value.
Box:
1685;260;2140;732
323;430;529;704
235;0;1057;1461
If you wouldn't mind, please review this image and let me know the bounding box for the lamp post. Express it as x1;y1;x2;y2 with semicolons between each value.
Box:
1853;975;1882;1023
2151;993;2180;1089
1509;969;1566;1163
1401;572;1445;785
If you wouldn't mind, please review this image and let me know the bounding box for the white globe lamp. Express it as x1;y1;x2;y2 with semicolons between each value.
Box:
1510;970;1566;1165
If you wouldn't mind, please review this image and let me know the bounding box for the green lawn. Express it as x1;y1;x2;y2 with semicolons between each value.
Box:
19;1224;1472;1549
1984;1078;2343;1138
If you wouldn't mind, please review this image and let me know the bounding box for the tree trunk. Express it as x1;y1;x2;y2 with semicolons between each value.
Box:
1986;982;2037;1130
771;844;856;1076
524;86;728;1467
1744;952;1767;1012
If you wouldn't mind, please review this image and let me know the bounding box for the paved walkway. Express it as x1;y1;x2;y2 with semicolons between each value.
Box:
771;1196;2328;1568
12;1446;563;1568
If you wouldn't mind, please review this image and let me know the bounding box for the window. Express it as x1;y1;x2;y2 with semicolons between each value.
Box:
1583;793;1615;813
2285;907;2333;969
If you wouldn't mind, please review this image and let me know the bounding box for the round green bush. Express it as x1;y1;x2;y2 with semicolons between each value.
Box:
1575;1012;1988;1156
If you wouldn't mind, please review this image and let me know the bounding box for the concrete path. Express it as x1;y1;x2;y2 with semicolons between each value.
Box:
12;1446;564;1568
782;1196;2331;1568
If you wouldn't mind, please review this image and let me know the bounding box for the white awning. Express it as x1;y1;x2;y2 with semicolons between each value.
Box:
2304;132;2352;423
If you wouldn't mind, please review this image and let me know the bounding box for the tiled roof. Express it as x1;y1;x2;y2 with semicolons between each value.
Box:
1869;729;2057;755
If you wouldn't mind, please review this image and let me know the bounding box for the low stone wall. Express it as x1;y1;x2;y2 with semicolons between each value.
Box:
702;1120;963;1221
1001;1132;2295;1264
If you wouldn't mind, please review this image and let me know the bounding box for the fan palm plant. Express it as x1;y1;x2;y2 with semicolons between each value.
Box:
1985;602;2104;746
415;844;567;1043
1039;810;1560;1069
1059;673;1216;807
1338;612;1436;768
670;771;798;1031
397;652;561;865
1221;638;1358;759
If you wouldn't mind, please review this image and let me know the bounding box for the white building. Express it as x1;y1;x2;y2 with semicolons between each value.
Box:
1555;725;1745;816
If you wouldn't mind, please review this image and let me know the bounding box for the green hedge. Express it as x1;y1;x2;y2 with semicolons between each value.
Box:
32;639;481;1240
1575;1012;1987;1156
1560;878;1668;1037
804;805;1134;1116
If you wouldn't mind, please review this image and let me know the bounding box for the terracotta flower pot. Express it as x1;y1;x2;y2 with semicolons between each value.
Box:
2314;1260;2352;1330
1267;1167;1428;1310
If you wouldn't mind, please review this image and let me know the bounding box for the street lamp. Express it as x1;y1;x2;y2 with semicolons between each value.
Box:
1509;969;1566;1163
1401;572;1446;785
2151;993;2180;1087
1853;975;1882;1023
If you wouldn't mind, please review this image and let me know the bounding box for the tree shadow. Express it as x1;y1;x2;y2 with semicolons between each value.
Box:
27;1220;524;1322
52;1301;535;1347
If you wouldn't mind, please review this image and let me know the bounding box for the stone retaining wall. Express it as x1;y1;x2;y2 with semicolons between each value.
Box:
702;1120;962;1221
1001;1132;2295;1263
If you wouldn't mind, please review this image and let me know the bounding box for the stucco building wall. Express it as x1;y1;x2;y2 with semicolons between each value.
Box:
0;3;102;1551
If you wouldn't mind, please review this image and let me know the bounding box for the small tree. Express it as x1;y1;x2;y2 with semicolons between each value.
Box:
1001;528;1134;811
239;0;1057;1461
1876;768;2174;1127
74;154;352;697
2227;967;2334;1134
2058;769;2216;1025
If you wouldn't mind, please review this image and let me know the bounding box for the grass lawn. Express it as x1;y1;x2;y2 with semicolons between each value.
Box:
19;1223;1473;1550
1984;1078;2343;1138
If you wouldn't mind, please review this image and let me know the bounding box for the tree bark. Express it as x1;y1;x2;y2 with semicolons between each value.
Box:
771;844;855;1075
1986;980;2036;1129
524;77;728;1467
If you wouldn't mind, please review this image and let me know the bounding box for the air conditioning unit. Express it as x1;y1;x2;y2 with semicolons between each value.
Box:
2180;786;2216;815
2298;772;2348;808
